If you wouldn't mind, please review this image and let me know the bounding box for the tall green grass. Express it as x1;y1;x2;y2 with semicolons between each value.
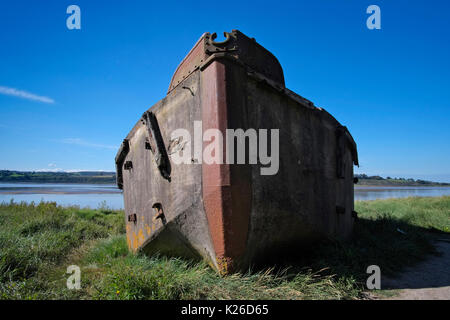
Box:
0;196;448;300
78;235;356;300
0;201;124;299
356;196;450;233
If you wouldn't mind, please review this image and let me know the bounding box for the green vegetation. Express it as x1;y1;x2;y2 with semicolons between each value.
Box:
2;170;449;186
0;201;124;299
356;196;450;233
1;197;448;300
355;174;450;186
0;170;116;184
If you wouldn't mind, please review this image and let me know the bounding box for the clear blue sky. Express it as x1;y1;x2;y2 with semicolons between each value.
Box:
0;0;449;181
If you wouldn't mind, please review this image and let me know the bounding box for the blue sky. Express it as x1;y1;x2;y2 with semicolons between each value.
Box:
0;0;449;181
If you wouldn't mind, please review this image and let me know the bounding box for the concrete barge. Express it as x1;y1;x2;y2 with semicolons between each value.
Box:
115;30;358;274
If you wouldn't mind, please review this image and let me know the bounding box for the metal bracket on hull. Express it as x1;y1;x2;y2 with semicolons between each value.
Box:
115;139;130;190
124;161;133;170
205;32;237;53
167;30;285;94
203;30;284;86
142;111;171;182
128;213;137;223
152;203;166;225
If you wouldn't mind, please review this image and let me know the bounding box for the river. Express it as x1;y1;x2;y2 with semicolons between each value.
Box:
1;183;450;210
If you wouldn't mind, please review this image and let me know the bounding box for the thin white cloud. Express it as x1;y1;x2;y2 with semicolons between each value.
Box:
5;167;114;172
61;138;117;150
33;168;114;172
35;168;65;172
0;85;54;104
65;169;114;173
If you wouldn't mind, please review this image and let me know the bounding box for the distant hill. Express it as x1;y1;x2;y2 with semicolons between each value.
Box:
355;174;450;187
1;170;449;186
0;170;116;184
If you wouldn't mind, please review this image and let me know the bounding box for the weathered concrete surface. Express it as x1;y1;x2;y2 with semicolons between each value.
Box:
116;30;358;274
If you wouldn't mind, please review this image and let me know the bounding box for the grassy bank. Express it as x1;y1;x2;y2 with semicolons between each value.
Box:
1;196;449;300
0;170;116;184
355;174;450;186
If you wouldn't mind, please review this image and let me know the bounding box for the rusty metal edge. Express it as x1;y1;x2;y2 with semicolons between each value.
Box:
167;33;208;93
200;59;254;274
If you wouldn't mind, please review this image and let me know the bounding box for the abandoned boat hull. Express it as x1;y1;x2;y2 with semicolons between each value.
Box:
116;30;358;274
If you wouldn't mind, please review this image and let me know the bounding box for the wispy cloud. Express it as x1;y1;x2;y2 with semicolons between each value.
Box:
33;168;114;172
0;85;54;104
60;138;117;150
33;163;64;172
35;168;65;172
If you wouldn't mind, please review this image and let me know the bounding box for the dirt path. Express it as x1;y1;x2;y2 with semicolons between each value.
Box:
371;239;450;300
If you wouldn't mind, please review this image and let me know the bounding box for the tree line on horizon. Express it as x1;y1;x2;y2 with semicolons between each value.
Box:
0;170;116;184
0;170;447;186
354;174;449;186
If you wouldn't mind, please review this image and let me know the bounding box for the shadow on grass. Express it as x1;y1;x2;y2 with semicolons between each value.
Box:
250;215;449;291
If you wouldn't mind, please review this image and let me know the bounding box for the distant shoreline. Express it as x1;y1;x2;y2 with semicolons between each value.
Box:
0;181;116;185
1;170;449;187
0;170;116;184
356;184;450;188
2;185;449;196
355;175;450;187
0;190;121;195
356;181;450;187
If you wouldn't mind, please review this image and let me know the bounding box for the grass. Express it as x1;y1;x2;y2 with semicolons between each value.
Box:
0;201;124;299
356;196;450;233
0;196;448;300
79;237;355;300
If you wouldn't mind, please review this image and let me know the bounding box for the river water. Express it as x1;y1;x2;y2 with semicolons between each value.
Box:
1;183;450;210
0;183;124;210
